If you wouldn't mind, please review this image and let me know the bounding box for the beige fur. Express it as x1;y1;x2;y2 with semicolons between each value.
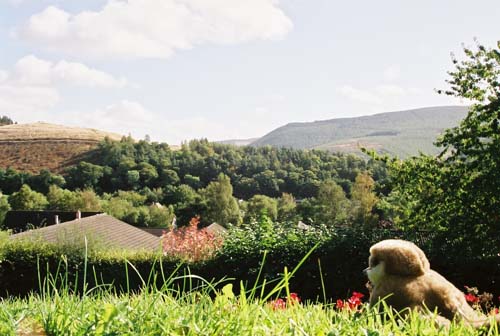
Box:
365;239;500;328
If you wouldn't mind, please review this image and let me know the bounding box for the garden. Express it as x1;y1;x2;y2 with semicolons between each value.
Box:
1;40;500;335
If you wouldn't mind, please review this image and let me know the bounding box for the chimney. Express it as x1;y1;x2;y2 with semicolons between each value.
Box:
55;215;60;225
76;210;81;220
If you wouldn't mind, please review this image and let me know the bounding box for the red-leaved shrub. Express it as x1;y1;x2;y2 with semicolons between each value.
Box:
161;216;223;262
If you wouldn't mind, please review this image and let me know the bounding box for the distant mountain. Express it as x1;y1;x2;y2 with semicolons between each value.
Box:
0;122;123;173
251;106;469;158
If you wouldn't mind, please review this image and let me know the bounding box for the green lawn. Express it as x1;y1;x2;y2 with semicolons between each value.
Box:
1;285;498;336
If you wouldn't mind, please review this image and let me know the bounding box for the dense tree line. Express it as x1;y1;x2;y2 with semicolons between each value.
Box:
0;139;387;228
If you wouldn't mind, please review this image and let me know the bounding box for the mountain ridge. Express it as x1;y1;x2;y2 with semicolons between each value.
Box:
250;106;469;157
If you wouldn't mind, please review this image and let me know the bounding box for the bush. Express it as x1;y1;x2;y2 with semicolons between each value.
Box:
1;224;499;301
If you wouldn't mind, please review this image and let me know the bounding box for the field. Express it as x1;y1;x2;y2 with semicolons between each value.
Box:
0;123;123;174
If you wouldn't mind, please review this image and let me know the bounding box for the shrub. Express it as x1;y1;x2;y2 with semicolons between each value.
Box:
161;216;223;262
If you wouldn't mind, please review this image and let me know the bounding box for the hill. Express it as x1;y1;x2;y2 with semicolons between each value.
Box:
251;106;469;157
0;122;123;173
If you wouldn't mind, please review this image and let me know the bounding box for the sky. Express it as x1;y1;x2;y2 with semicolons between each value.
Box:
0;0;499;144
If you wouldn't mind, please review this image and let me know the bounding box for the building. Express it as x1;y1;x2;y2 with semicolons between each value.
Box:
10;214;161;252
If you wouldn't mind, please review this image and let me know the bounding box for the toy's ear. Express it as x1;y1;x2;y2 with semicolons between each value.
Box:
370;240;430;276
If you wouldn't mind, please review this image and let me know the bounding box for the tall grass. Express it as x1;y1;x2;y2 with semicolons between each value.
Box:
0;245;498;335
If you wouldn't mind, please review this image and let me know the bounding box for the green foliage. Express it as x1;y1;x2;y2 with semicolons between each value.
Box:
315;179;350;226
8;184;48;210
74;189;102;211
0;115;14;126
0;168;32;194
1;222;499;310
350;172;379;227
244;195;278;222
277;193;298;223
28;169;66;194
0;193;10;227
201;174;241;227
47;185;81;211
146;204;175;228
386;40;500;256
66;162;105;190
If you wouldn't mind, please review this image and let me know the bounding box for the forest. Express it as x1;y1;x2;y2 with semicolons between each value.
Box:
0;138;388;229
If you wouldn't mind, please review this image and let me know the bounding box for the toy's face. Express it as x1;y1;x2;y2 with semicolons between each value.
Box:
365;255;385;286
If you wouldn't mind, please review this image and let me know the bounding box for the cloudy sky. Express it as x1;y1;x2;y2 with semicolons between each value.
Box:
1;0;498;144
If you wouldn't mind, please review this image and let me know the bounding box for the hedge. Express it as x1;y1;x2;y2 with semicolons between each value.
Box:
1;228;499;301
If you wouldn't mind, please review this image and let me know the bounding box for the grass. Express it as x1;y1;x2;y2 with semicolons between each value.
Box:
0;122;123;173
0;241;498;335
1;286;498;335
0;122;122;142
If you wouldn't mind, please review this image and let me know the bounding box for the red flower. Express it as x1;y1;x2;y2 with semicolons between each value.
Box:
336;292;365;310
464;293;479;303
270;298;286;310
351;292;364;299
490;308;499;316
289;293;301;304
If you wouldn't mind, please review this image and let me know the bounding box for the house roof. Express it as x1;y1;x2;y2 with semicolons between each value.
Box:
10;214;161;252
205;222;227;235
4;210;103;233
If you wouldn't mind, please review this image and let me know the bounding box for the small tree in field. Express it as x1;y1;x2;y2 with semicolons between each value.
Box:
161;216;223;262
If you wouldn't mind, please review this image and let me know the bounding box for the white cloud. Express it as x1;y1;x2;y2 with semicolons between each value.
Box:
0;55;127;118
52;61;127;88
59;100;155;138
90;100;154;127
12;55;53;85
11;55;127;88
0;84;60;116
0;70;8;83
17;0;293;59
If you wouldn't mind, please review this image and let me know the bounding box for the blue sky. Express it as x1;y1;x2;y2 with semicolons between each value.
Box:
0;0;499;144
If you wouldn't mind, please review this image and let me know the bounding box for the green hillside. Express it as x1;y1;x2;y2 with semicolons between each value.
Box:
251;106;469;157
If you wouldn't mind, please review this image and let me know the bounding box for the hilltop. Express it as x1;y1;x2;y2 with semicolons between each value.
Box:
251;106;468;157
0;122;123;173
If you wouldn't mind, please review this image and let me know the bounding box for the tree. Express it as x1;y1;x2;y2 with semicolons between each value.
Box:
28;170;66;194
9;184;48;210
74;189;102;211
0;116;14;126
386;40;500;256
244;194;278;222
277;192;298;222
0;193;11;227
66;162;104;190
47;185;80;211
315;179;349;226
146;204;175;228
201;174;241;227
350;172;378;227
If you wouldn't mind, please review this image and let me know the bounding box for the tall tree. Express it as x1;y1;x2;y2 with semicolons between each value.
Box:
244;194;278;222
9;184;48;210
350;172;378;227
387;40;500;256
201;173;241;227
277;192;298;223
315;179;349;226
0;193;11;227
